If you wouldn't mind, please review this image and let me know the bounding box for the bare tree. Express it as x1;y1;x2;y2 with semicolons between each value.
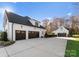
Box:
70;16;79;34
42;19;49;29
51;17;65;31
42;18;54;35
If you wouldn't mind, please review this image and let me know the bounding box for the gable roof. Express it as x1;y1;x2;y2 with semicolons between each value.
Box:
5;10;45;29
53;26;69;34
56;26;69;32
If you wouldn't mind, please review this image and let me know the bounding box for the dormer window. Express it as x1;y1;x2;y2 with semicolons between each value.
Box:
35;22;38;26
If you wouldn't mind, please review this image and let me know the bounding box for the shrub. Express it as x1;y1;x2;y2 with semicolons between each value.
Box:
3;41;15;46
45;33;57;37
0;41;15;46
73;35;79;38
0;32;8;41
0;34;1;40
69;28;74;37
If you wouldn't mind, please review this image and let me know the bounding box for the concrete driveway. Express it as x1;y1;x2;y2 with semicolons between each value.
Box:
0;37;67;57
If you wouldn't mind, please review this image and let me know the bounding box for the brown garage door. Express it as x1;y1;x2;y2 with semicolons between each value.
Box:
58;33;66;37
28;31;39;39
15;30;26;40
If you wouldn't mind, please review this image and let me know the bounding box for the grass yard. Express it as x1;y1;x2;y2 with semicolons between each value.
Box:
65;38;79;57
75;38;79;41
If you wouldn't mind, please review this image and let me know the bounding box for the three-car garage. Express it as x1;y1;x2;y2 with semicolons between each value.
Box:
15;30;39;40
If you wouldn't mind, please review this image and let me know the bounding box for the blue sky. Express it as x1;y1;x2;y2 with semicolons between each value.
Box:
0;2;78;31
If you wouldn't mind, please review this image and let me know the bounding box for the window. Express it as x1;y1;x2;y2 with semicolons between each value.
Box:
35;22;38;26
16;30;20;33
21;25;23;28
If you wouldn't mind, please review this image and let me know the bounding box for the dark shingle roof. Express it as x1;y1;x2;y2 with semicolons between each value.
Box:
5;11;45;29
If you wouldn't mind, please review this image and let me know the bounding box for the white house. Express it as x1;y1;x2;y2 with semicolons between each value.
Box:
52;26;69;37
3;10;46;41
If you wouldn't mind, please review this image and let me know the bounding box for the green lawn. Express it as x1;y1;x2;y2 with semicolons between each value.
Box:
65;38;79;57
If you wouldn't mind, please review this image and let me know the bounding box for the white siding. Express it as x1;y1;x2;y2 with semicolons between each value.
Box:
8;23;13;41
53;26;69;35
3;12;11;40
8;22;45;41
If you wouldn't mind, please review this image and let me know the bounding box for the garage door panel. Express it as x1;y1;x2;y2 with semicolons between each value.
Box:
58;33;66;37
16;30;26;40
28;31;39;39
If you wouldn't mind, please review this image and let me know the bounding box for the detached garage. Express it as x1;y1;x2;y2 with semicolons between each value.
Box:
53;26;69;37
58;33;66;37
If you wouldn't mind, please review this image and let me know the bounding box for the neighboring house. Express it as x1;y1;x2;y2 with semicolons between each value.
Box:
3;10;45;41
52;26;69;37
